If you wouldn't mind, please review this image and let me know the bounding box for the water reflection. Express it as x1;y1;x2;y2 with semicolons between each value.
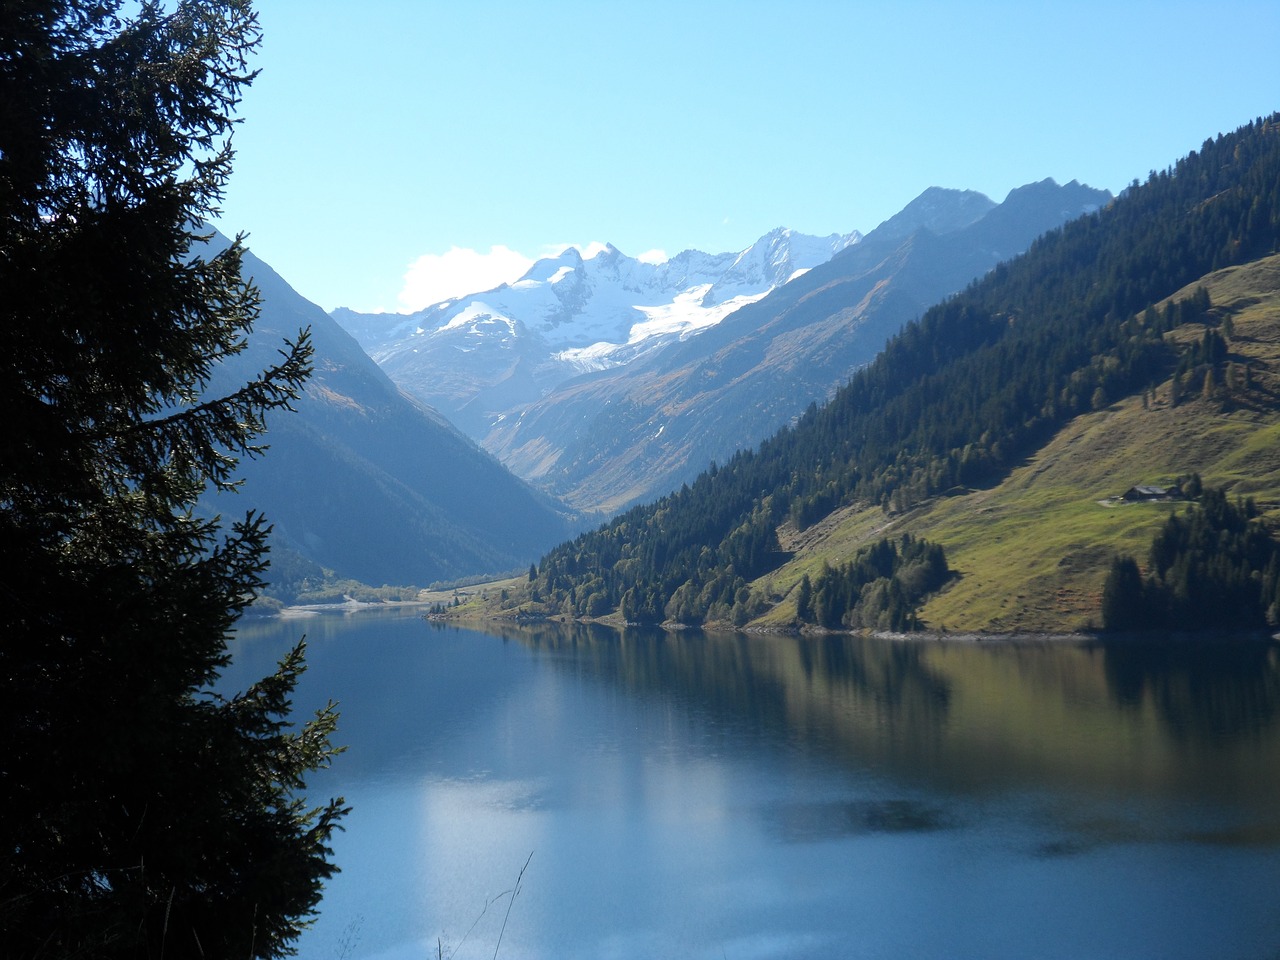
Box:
228;615;1280;812
497;624;1280;805
765;798;956;843
225;615;1280;960
503;624;955;768
1098;637;1280;743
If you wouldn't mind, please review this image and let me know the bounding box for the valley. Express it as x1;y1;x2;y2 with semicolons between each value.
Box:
336;181;1109;513
449;250;1280;635
236;116;1280;636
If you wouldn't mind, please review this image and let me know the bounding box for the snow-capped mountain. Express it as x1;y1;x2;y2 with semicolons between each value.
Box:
331;228;860;437
483;179;1114;514
333;179;1110;516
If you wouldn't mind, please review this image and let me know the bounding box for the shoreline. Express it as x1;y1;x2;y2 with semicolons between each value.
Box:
247;592;1280;645
418;607;1280;645
266;598;436;620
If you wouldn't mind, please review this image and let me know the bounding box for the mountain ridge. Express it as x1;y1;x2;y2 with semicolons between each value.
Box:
491;115;1280;630
332;227;860;438
485;178;1112;513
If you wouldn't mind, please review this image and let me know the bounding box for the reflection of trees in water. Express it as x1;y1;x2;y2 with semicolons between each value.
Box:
801;634;951;713
500;623;953;769
483;624;1280;799
773;636;956;775
1100;639;1280;743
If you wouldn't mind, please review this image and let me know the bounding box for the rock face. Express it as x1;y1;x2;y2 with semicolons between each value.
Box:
201;238;575;587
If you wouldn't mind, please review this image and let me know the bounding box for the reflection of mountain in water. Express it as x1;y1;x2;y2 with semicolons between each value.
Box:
501;622;955;776
497;623;1280;803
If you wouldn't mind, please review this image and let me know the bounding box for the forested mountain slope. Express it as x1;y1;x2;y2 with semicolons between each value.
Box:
503;115;1280;629
770;253;1280;633
487;180;1110;513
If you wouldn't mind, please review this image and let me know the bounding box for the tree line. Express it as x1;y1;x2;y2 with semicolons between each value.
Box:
795;535;951;631
525;115;1280;628
1102;487;1280;632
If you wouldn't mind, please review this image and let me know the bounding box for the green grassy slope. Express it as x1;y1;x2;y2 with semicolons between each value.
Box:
754;254;1280;633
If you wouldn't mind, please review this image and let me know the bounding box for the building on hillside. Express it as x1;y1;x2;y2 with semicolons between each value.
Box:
1121;484;1183;502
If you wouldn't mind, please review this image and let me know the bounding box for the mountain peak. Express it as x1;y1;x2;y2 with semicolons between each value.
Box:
699;227;860;307
869;187;996;243
518;245;584;283
994;178;1112;225
1003;176;1060;197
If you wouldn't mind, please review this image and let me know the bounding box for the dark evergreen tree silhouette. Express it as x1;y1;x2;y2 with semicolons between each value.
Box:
1101;556;1147;631
0;3;345;956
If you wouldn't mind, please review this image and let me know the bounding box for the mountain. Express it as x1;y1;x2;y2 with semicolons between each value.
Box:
332;228;860;439
501;115;1280;631
865;185;996;241
202;238;576;589
486;179;1111;513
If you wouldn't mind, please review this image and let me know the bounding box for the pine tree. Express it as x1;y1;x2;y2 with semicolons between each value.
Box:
0;3;345;957
1225;361;1240;397
1101;555;1147;631
795;573;813;623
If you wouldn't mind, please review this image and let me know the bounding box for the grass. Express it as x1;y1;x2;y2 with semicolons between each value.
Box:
451;255;1280;635
432;852;533;960
421;575;526;612
750;253;1280;634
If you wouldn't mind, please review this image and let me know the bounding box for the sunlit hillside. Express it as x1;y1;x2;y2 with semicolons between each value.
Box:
756;254;1280;633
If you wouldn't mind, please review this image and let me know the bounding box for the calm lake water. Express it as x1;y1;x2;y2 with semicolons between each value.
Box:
225;610;1280;960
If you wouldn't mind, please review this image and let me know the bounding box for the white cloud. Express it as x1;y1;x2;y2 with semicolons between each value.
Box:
636;248;668;264
398;245;532;312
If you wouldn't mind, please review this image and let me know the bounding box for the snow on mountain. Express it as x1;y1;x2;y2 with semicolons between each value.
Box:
557;284;765;372
331;227;860;435
339;229;859;363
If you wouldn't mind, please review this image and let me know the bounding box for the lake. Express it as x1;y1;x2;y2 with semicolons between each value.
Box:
225;610;1280;960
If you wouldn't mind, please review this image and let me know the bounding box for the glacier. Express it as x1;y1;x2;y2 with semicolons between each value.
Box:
335;227;861;367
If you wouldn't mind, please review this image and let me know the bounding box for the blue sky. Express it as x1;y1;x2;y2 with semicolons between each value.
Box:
214;1;1280;313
